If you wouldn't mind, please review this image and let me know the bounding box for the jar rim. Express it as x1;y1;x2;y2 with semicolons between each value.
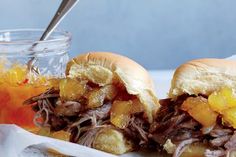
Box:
0;28;71;55
0;28;71;45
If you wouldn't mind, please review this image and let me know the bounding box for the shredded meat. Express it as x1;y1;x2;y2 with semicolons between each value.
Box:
25;87;150;150
150;95;202;146
55;101;82;116
49;115;68;131
177;119;199;130
27;89;59;128
82;102;111;120
68;103;111;143
210;125;233;137
24;88;112;144
150;95;236;157
210;135;231;147
149;113;196;145
205;149;225;157
225;131;236;150
173;138;199;157
126;117;149;145
25;88;236;156
77;127;101;147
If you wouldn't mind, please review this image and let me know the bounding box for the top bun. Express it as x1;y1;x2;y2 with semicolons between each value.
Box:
66;52;159;123
169;58;236;98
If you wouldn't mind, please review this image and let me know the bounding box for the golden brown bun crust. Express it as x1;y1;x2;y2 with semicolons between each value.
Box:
66;52;154;89
66;52;160;123
169;58;236;98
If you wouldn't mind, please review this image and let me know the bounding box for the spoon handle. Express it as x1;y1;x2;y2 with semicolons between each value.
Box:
40;0;78;41
28;0;78;73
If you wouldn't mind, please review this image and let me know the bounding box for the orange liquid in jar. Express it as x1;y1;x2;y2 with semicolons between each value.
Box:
0;63;49;130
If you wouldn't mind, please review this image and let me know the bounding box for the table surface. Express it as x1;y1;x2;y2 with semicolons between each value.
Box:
149;70;174;99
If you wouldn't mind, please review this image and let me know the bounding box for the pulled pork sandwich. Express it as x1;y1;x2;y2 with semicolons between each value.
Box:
25;52;159;155
150;59;236;157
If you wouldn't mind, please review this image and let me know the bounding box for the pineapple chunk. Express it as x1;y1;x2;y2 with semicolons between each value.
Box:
208;87;236;128
5;64;27;85
38;127;70;141
110;100;132;129
222;107;236;128
110;99;144;129
59;78;86;101
221;87;236;107
182;97;218;128
50;130;70;141
208;87;236;113
49;78;61;90
87;88;106;108
102;85;118;100
86;85;118;109
208;92;227;113
37;127;51;137
110;114;130;129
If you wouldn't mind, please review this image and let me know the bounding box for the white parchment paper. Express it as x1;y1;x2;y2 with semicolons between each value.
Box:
0;125;167;157
0;125;117;157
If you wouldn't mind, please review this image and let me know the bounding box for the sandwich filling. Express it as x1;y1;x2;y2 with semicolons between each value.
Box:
24;78;152;151
149;87;236;157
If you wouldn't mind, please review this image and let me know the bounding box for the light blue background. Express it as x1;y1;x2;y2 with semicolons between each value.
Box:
0;0;236;69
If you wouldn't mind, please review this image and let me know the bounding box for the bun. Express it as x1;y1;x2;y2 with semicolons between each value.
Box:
66;52;159;154
66;52;160;123
169;58;236;98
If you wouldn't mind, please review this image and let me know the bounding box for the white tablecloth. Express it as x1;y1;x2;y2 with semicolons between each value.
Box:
149;70;174;99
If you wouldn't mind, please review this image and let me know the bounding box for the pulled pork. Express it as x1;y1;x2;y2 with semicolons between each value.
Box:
150;95;236;157
25;88;236;156
25;87;150;150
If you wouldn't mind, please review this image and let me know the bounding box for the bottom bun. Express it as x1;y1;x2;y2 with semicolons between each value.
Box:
93;128;133;155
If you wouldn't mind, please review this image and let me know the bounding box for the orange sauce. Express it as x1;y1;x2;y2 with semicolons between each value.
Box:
0;63;49;129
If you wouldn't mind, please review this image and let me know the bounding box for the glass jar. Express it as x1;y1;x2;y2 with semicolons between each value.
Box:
0;29;71;130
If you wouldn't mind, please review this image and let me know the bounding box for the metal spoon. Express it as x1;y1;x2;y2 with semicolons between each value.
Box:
27;0;78;73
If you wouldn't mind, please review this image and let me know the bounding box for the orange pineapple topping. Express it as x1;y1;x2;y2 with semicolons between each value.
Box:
208;87;236;128
0;63;50;130
181;87;236;129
